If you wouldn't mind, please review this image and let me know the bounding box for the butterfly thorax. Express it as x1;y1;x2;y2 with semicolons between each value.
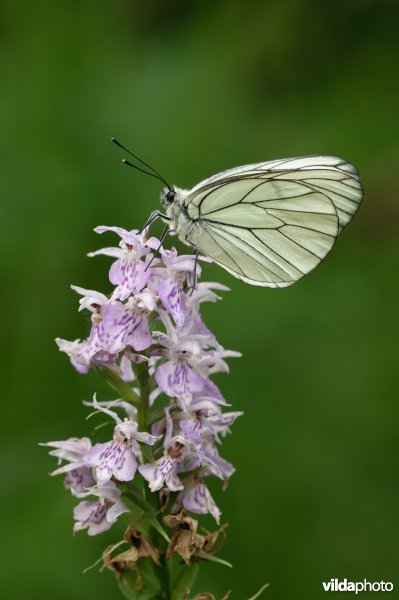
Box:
161;186;196;246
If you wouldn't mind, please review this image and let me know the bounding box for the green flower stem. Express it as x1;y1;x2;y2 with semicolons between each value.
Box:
97;362;173;598
132;362;151;430
95;365;142;408
132;361;171;599
171;563;199;600
157;555;171;600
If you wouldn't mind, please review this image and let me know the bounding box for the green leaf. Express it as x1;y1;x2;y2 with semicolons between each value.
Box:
117;572;159;600
196;551;233;568
83;540;127;574
95;365;142;408
146;512;170;543
171;563;199;600
246;583;270;600
116;558;163;599
139;558;162;593
148;406;167;425
123;491;170;543
141;443;156;464
124;488;153;512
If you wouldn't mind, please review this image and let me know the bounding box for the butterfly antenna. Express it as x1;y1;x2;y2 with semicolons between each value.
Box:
111;138;171;188
122;159;170;185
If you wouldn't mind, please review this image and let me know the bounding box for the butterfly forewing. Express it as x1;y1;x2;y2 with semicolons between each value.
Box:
182;155;362;287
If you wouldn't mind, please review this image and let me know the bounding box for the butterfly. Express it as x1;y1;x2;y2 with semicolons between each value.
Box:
113;141;363;287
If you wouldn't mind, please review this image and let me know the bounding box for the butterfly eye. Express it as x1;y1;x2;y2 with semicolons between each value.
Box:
166;188;176;203
160;186;176;207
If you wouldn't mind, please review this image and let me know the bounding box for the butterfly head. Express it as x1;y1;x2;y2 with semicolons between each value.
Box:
160;186;177;207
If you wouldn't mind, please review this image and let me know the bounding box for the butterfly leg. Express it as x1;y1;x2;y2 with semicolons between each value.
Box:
138;210;170;234
185;238;199;295
145;225;170;271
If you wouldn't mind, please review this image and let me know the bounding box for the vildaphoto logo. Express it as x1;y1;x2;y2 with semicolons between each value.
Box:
322;579;394;594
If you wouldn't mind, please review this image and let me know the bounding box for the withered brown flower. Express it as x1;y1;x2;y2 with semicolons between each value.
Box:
101;525;160;579
201;523;228;555
122;525;161;565
164;511;228;565
164;511;204;564
101;544;137;580
192;591;231;600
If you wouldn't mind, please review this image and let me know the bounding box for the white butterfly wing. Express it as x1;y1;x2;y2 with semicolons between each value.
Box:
183;156;363;287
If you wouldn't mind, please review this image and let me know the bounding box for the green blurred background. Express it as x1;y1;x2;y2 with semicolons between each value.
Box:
1;1;398;598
